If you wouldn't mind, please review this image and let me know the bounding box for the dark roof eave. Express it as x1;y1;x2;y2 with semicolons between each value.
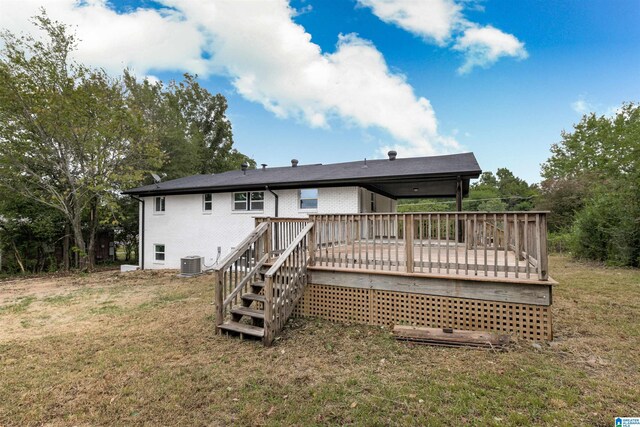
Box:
121;170;482;197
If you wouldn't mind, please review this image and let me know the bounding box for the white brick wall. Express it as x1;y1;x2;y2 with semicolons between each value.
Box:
140;186;391;270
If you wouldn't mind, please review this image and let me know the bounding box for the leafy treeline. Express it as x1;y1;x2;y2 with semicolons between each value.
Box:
398;168;540;213
0;13;252;273
539;103;639;267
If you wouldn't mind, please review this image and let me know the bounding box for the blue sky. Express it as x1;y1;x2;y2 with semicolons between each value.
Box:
1;0;638;183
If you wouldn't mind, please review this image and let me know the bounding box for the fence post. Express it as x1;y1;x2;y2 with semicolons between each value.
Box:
214;270;224;333
404;214;414;273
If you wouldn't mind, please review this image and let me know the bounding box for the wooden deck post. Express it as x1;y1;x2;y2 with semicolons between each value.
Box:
456;176;464;243
404;214;414;273
539;213;549;280
309;220;317;266
214;270;224;334
263;276;274;346
264;221;272;260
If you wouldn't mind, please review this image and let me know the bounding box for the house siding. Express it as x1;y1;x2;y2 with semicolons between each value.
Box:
141;186;367;270
359;188;397;213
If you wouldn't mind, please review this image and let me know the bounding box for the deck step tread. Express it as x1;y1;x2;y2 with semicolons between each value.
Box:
251;281;265;289
219;321;264;337
241;293;265;303
231;306;265;319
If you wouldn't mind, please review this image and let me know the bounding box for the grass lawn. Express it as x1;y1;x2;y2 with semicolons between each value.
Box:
0;255;638;426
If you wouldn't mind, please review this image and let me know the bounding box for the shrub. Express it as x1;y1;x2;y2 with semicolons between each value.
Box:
571;190;640;267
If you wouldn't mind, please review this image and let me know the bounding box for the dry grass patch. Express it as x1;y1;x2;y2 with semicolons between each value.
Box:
0;256;638;426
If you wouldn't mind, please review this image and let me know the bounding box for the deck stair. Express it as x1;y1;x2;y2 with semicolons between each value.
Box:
218;280;266;339
214;221;315;345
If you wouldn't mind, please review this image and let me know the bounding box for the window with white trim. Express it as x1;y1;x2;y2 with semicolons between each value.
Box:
370;192;376;213
154;196;165;213
233;191;264;211
154;244;165;261
203;193;213;212
299;188;318;210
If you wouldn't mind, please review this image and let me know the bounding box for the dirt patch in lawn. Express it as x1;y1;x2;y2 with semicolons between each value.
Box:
0;270;197;343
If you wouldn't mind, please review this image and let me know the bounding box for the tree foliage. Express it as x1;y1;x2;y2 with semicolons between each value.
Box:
398;168;538;213
0;193;66;273
0;13;162;270
124;72;255;180
539;103;640;266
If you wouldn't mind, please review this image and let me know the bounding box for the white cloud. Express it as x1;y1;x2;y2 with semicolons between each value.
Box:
453;25;528;74
571;96;619;117
0;0;208;75
357;0;463;45
0;0;459;156
357;0;528;73
571;98;592;114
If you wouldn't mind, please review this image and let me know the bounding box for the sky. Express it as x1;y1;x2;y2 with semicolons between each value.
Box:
0;0;638;183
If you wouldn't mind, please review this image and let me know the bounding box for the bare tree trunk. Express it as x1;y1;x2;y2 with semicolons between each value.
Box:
71;212;89;272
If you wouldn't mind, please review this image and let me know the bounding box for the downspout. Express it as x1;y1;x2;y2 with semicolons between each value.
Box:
129;195;145;270
265;186;278;217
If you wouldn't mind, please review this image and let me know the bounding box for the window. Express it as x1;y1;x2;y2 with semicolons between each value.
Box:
154;244;165;261
233;191;264;211
154;196;165;213
250;192;264;210
370;192;376;213
203;193;213;211
299;188;318;210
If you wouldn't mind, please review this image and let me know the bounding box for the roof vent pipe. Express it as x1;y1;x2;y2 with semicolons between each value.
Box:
291;159;299;167
261;163;267;170
388;150;397;161
241;162;248;175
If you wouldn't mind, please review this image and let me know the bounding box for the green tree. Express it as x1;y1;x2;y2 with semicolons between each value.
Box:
467;169;537;211
0;13;162;270
540;103;640;266
0;194;66;273
124;72;255;180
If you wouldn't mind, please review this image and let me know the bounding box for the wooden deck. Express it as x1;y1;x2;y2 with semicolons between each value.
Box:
215;213;554;345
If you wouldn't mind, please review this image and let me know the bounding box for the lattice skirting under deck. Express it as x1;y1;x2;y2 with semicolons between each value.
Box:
292;283;552;341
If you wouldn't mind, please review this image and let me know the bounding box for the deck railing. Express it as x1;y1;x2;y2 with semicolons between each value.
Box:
255;217;309;257
310;212;548;281
213;222;270;331
263;222;315;345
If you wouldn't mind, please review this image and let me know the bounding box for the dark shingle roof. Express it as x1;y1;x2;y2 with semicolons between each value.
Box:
123;152;481;198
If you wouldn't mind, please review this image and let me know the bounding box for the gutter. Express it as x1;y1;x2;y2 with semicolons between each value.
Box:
129;195;145;270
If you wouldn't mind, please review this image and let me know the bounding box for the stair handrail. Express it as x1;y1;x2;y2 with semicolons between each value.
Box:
213;221;270;333
214;222;269;272
263;222;315;345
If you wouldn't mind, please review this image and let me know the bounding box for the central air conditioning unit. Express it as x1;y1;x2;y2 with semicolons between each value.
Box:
180;256;202;276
